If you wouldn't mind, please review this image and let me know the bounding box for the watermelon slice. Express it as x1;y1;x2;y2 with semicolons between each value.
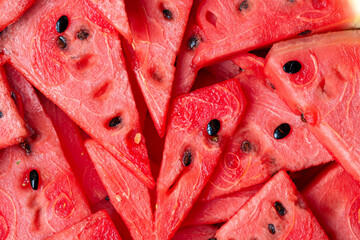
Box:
264;30;360;182
39;96;108;206
302;163;360;239
122;0;193;137
46;210;122;240
155;79;247;240
198;54;332;202
173;225;218;240
215;171;328;239
0;0;35;31
0;66;27;149
85;140;154;240
0;0;155;188
183;184;262;226
172;0;360;96
0;64;91;239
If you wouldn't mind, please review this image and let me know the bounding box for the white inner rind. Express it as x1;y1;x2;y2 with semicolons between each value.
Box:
349;0;360;28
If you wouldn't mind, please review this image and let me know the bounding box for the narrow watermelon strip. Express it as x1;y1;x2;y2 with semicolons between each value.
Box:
39;96;108;206
302;163;360;239
85;140;154;240
0;0;35;31
172;0;360;96
0;64;91;239
0;0;155;188
0;66;28;149
122;0;193;137
264;30;360;183
215;171;328;239
46;210;122;240
200;54;333;201
155;79;247;240
173;225;218;240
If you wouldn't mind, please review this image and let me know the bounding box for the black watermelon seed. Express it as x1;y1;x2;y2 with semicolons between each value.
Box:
187;35;199;50
183;150;192;166
274;201;287;216
283;61;302;74
163;9;173;20
209;238;217;240
174;55;178;67
108;116;122;128
30;170;39;190
301;113;307;122
57;36;67;49
19;141;31;155
298;30;311;36
77;29;89;40
239;0;249;11
56;15;69;33
268;224;276;234
270;83;275;89
273;123;291;139
105;196;110;201
207;119;221;136
10;92;16;102
241;141;251;153
0;111;3;118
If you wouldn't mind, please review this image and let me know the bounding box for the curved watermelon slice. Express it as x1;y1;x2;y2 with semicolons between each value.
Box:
0;0;35;31
85;140;154;240
155;79;247;240
46;210;122;240
0;66;27;149
122;0;193;137
172;0;360;96
215;171;328;239
199;54;332;201
173;225;218;240
0;0;155;188
0;64;91;239
264;30;360;182
302;163;360;239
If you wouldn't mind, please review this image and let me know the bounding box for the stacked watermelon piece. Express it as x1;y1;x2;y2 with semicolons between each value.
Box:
1;0;360;239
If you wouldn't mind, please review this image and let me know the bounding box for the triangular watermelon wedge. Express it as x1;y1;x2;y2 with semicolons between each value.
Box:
302;163;360;239
0;66;28;149
0;64;91;239
172;0;360;96
0;0;155;188
85;139;154;240
215;171;328;239
46;210;122;240
121;0;193;137
155;79;247;240
265;30;360;182
0;0;35;31
199;54;333;201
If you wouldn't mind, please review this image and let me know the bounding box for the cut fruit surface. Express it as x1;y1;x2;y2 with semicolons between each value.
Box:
0;0;35;31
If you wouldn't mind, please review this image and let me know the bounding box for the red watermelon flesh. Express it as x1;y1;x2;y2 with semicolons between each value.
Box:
264;30;360;182
0;66;27;149
123;0;193;137
0;0;35;31
85;0;132;42
200;54;333;202
215;171;328;239
183;184;262;226
0;0;155;188
173;225;218;240
172;0;360;96
303;163;360;239
39;95;108;206
85;140;154;240
46;210;122;240
155;79;247;240
0;64;91;239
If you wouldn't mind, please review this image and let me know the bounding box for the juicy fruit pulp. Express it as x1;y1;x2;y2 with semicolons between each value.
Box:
0;65;91;239
172;0;360;97
0;0;35;31
155;79;247;240
215;171;328;239
265;30;360;182
0;0;155;188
